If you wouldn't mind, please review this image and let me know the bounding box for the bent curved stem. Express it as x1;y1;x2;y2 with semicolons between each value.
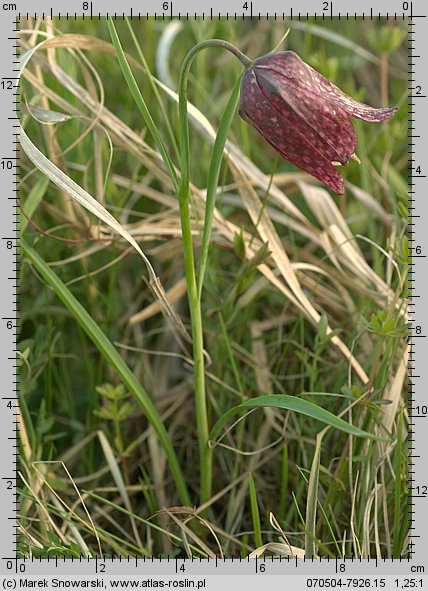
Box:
177;40;250;506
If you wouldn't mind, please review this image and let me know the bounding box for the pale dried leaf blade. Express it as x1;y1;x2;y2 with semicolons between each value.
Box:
20;128;156;272
97;430;143;549
298;181;360;249
20;40;53;74
382;344;409;434
228;160;368;383
130;278;187;325
20;126;155;275
24;104;73;123
161;509;217;559
249;542;306;558
329;225;392;296
19;36;192;344
32;460;102;555
346;181;392;223
20;127;191;343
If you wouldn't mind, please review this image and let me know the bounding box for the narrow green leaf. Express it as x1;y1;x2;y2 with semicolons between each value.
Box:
124;17;180;163
107;19;179;192
197;76;242;297
20;177;49;235
86;492;206;556
305;434;322;558
279;443;289;523
393;409;405;557
21;238;191;507
209;395;380;443
248;473;262;548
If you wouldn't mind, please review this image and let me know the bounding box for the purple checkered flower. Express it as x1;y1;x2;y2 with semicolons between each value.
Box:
239;51;397;194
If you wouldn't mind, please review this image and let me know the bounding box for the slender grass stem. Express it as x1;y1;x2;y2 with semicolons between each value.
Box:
124;17;181;163
248;473;262;548
107;19;180;193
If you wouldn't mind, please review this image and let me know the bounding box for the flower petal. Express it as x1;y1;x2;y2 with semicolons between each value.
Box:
308;68;398;121
254;65;357;166
254;51;397;122
239;69;345;194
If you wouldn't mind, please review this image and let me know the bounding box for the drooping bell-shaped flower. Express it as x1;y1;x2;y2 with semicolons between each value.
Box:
239;51;397;194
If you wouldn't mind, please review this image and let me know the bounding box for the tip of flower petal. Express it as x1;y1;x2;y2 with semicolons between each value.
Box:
351;105;398;123
331;178;345;195
350;153;361;164
374;106;399;122
321;166;345;194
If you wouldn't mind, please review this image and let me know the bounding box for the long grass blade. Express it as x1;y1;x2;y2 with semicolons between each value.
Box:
124;17;180;162
305;434;322;558
20;177;49;236
210;395;379;444
21;238;191;507
248;473;262;548
106;19;179;192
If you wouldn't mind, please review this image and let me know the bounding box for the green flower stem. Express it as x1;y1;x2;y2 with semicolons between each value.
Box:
178;40;251;506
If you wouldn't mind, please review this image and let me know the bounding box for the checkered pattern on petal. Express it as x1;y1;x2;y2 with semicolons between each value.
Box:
239;50;397;194
240;69;345;194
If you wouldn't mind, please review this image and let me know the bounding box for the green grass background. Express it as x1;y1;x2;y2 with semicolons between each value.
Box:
18;17;409;558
